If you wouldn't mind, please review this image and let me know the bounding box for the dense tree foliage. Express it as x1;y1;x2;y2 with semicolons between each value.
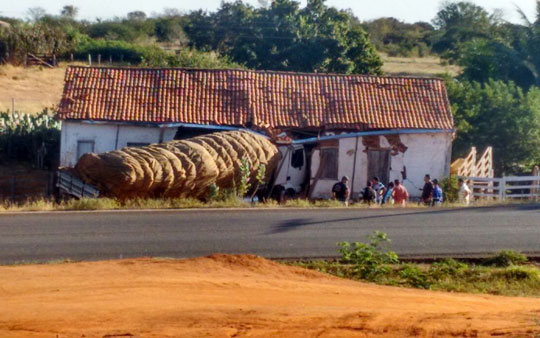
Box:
185;0;382;74
448;79;540;173
361;18;433;57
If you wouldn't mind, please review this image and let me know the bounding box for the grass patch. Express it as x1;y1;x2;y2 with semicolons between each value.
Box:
0;196;535;213
288;232;540;297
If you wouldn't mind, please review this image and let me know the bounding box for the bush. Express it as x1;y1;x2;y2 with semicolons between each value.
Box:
399;264;431;289
482;250;528;267
491;266;540;282
338;231;399;281
439;175;459;203
429;258;468;280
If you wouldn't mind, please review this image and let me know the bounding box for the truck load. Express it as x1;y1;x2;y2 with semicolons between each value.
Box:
72;130;281;199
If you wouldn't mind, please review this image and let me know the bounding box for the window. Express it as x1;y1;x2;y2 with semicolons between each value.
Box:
320;148;338;179
77;141;95;160
291;148;304;169
127;142;150;148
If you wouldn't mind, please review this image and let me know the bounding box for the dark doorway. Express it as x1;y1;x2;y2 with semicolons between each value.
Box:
368;149;391;185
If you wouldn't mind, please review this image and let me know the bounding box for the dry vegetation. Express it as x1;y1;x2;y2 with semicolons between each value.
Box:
0;64;67;113
381;54;461;77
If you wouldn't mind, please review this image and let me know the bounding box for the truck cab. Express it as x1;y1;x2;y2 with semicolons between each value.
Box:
272;144;307;198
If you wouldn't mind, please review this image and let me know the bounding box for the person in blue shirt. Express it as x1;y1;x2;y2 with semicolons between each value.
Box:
382;182;394;205
432;179;443;206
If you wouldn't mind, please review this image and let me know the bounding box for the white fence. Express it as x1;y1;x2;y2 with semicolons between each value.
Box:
460;175;540;200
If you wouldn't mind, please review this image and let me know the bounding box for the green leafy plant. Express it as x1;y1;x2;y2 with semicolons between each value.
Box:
338;231;399;281
482;250;528;267
250;163;266;201
208;183;220;201
236;157;251;198
399;264;431;289
439;175;459;203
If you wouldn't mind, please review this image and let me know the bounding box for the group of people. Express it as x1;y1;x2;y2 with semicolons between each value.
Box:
331;174;472;207
331;175;409;207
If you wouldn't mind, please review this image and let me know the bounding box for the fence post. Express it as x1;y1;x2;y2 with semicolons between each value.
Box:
499;177;506;201
109;55;112;65
88;54;92;66
98;54;101;65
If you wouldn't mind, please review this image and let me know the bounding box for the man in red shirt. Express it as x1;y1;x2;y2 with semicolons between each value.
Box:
392;179;409;207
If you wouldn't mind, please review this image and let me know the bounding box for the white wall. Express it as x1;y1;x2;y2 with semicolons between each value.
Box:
309;132;452;199
60;121;176;167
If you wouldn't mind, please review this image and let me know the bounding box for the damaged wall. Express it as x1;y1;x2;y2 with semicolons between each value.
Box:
309;132;453;199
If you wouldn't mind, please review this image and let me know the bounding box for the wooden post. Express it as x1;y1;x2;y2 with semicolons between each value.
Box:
70;53;74;62
88;54;92;66
499;177;506;201
52;54;57;66
97;54;101;65
109;55;112;65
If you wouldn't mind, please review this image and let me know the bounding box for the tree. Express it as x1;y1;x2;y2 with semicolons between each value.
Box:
185;0;382;75
127;11;147;21
27;7;46;22
448;79;540;174
458;39;536;88
61;5;78;19
431;1;497;60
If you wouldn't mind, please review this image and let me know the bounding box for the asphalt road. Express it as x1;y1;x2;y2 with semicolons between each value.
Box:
0;204;539;264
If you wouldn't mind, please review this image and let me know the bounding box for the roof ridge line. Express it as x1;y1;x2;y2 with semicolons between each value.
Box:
65;65;446;82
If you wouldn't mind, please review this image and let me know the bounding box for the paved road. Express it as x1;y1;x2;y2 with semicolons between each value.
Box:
0;204;538;264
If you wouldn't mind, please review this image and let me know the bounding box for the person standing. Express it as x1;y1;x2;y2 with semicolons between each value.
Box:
421;174;434;205
382;182;394;205
362;181;376;205
458;178;471;205
432;179;443;206
332;176;351;205
372;177;386;205
392;179;409;207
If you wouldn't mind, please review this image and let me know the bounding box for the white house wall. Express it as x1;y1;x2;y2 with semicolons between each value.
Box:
60;121;176;167
310;132;452;199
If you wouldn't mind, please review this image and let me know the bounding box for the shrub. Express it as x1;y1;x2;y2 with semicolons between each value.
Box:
399;264;431;289
338;231;399;281
439;175;459;203
491;266;540;282
428;258;468;280
482;250;528;267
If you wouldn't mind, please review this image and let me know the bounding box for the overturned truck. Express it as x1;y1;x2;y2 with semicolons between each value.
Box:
67;130;282;200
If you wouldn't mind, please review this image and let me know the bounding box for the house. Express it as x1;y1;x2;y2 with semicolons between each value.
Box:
57;66;454;198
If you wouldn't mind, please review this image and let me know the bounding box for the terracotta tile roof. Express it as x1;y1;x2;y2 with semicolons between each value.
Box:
57;66;453;130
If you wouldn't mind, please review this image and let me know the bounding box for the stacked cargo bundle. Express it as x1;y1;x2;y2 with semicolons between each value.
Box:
74;130;280;199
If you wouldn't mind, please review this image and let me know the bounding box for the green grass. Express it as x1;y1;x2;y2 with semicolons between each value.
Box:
289;253;540;298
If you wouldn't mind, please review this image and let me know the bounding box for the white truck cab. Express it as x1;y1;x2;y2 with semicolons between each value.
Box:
273;144;307;197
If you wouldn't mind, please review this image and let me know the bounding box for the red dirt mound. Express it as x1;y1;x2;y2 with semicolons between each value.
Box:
0;254;538;337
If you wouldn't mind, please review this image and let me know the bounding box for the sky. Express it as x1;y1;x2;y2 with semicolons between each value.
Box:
0;0;537;24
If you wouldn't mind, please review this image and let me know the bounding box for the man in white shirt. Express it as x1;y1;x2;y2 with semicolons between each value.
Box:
458;178;471;205
372;177;386;205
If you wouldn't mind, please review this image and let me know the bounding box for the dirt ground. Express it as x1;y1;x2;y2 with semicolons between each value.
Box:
0;255;538;338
